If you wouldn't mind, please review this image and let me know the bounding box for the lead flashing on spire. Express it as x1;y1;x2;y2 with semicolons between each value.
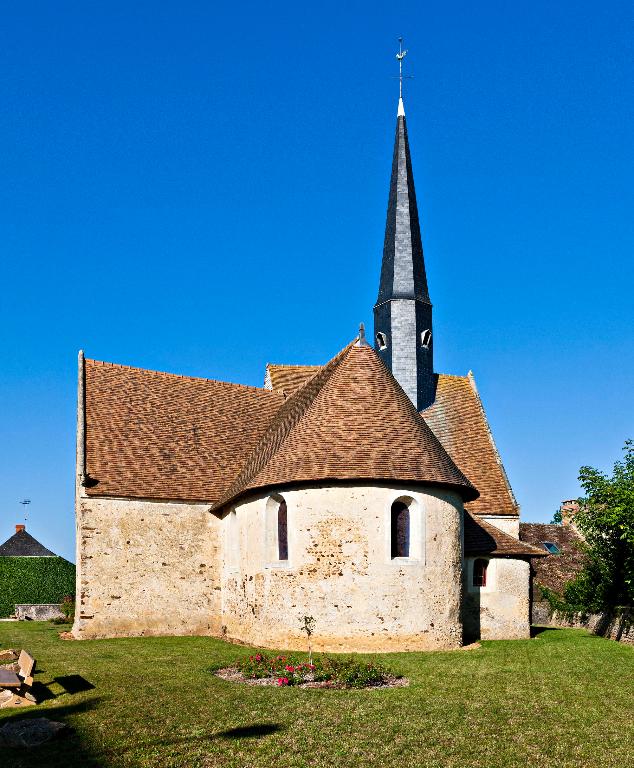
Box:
398;96;405;117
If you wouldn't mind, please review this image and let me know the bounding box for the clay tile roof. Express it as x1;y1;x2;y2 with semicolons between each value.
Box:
265;364;321;396
464;513;547;558
0;529;57;557
422;374;519;517
215;341;478;510
519;523;587;592
84;360;285;503
267;366;519;518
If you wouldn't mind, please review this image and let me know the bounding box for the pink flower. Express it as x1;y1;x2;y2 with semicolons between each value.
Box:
285;665;295;673
255;654;262;661
277;677;289;686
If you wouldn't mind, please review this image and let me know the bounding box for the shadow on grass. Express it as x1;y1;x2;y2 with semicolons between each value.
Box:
54;675;96;695
96;722;284;760
217;723;282;739
0;699;106;768
530;626;562;638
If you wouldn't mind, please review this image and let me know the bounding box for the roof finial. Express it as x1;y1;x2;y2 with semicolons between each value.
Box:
356;322;369;347
396;37;407;116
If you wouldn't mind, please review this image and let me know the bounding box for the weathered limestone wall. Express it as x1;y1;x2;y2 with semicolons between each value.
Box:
73;495;221;639
16;604;64;621
552;609;634;645
463;557;530;640
220;484;464;652
480;515;520;539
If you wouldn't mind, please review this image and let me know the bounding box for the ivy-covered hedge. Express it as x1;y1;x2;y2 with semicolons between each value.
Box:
0;557;76;618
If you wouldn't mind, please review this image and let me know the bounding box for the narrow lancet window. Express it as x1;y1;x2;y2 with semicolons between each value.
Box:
473;558;488;587
277;500;288;561
391;500;410;558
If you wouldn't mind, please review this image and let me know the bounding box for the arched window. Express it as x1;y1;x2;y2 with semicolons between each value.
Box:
473;558;488;587
421;329;432;349
376;332;388;351
391;500;410;558
277;500;288;561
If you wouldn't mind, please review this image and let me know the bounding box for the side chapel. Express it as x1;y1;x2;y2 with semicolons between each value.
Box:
72;83;545;650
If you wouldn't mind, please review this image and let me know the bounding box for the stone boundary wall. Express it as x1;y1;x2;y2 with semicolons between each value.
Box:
552;608;633;645
15;604;64;621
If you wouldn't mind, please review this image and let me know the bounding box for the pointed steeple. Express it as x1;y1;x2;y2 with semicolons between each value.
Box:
374;59;435;411
376;99;430;306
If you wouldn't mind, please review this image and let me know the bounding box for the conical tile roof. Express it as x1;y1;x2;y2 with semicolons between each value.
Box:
214;340;478;509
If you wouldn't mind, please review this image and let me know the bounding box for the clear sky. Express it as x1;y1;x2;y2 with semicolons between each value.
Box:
1;1;633;561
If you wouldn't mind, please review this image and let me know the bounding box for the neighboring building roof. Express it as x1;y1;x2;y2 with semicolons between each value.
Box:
214;340;479;509
0;529;57;557
264;365;518;517
464;514;546;558
519;523;586;593
84;359;285;502
422;373;518;517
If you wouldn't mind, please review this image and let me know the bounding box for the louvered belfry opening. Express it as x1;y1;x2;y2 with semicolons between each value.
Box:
391;500;410;558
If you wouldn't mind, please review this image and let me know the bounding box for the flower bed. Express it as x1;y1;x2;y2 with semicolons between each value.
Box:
215;653;408;689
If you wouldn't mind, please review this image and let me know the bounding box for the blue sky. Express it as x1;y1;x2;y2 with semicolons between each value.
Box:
1;1;633;561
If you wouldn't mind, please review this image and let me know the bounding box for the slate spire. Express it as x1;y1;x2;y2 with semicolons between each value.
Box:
374;92;434;411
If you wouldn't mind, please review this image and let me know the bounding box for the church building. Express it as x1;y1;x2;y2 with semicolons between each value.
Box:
72;84;544;650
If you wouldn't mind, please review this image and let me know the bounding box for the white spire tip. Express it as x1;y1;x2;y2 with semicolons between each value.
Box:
397;97;405;117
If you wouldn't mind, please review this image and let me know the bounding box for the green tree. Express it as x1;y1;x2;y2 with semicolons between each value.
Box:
563;440;634;612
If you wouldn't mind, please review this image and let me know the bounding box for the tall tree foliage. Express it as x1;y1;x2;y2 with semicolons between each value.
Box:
564;440;634;612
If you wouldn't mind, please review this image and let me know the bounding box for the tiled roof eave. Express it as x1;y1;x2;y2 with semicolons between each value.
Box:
211;475;479;514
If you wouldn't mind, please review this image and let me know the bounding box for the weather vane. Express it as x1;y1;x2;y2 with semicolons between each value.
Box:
20;498;30;524
396;37;408;99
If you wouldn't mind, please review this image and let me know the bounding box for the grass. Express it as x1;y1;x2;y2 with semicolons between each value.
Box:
0;623;632;767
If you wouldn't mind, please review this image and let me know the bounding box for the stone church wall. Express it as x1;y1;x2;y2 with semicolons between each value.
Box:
72;495;221;639
219;484;464;652
463;557;530;640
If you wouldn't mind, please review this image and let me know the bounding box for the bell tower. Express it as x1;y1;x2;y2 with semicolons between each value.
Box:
374;41;434;411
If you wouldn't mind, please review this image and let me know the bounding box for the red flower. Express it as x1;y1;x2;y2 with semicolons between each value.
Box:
277;677;289;686
285;665;295;673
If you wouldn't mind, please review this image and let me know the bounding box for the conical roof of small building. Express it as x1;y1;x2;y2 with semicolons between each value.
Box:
0;528;57;557
214;339;478;509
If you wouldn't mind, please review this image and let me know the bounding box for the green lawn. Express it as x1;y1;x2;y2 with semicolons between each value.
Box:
0;623;632;768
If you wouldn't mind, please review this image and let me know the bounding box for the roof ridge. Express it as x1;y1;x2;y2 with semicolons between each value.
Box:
465;371;519;514
266;363;322;370
85;358;272;393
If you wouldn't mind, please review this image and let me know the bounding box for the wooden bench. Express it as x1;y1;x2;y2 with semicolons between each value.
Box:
0;650;35;690
0;650;37;708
